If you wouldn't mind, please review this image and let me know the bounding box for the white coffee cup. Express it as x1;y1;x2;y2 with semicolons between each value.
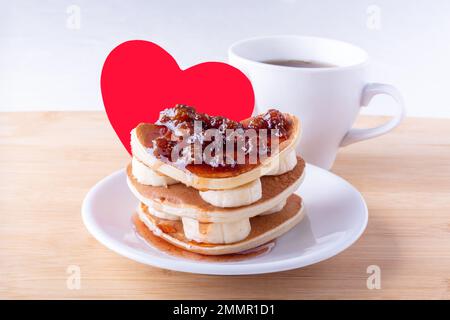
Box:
228;35;405;169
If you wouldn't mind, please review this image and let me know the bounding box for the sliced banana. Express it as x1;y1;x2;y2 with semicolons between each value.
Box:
259;199;287;216
199;178;262;208
182;217;251;244
139;203;180;221
266;149;297;176
132;157;178;187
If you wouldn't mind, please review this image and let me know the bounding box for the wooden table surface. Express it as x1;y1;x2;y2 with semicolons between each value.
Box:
1;112;449;299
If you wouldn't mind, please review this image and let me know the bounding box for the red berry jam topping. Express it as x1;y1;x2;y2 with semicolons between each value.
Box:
151;104;290;168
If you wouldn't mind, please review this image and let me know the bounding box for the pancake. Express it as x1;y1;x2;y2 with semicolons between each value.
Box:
136;194;304;255
127;156;306;223
131;113;301;190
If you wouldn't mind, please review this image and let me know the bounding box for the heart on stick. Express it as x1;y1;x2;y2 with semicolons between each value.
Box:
101;40;255;154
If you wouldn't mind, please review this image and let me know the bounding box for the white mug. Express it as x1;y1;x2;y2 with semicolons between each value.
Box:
228;35;405;169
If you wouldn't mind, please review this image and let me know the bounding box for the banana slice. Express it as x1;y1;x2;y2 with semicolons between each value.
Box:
181;217;251;244
266;149;298;176
139;203;179;221
259;199;287;216
199;178;262;208
132;157;178;187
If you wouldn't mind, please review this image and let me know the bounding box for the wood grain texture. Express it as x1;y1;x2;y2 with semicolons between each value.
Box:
1;112;449;299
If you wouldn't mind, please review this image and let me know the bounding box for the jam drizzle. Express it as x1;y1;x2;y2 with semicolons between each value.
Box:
150;104;290;169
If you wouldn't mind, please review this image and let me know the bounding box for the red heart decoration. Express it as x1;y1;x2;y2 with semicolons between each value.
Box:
101;40;255;154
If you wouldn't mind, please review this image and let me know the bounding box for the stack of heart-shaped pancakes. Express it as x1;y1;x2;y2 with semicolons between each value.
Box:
127;106;306;255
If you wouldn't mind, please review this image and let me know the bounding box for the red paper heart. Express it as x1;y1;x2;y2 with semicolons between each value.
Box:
101;40;255;154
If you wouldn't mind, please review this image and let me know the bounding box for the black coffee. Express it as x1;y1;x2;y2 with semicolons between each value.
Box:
261;59;336;68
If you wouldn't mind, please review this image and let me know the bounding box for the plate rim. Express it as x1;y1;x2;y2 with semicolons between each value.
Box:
81;164;368;275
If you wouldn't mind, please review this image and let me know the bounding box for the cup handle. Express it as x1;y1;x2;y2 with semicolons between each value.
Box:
340;83;406;147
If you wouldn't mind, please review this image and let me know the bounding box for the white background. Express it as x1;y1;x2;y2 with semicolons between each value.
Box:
1;0;449;118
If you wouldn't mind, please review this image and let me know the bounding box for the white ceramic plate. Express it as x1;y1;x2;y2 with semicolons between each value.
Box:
82;164;368;275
